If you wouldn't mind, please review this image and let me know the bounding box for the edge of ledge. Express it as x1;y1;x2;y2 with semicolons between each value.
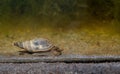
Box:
0;55;120;63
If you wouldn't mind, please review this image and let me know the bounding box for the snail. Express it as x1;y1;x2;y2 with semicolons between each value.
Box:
14;38;63;56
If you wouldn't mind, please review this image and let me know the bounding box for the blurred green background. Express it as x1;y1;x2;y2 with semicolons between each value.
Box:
0;0;120;32
0;0;120;55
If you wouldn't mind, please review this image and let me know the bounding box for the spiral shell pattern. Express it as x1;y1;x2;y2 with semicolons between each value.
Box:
15;38;54;52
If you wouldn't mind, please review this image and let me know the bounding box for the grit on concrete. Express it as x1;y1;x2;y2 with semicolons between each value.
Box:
1;55;120;63
0;62;120;74
0;55;120;74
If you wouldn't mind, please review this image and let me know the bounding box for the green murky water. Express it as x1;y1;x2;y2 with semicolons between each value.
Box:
0;0;120;56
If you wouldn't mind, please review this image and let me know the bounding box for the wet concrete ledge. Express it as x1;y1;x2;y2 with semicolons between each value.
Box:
0;55;120;74
0;55;120;63
0;62;120;74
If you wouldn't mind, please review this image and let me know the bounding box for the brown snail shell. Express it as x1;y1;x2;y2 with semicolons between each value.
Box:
14;38;63;56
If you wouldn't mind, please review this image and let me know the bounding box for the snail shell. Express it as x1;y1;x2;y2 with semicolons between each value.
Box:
14;38;54;52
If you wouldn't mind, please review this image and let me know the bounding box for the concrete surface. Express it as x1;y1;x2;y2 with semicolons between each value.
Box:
0;62;120;74
0;55;120;74
0;55;120;63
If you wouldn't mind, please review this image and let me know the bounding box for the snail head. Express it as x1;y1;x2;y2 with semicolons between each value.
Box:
53;46;63;52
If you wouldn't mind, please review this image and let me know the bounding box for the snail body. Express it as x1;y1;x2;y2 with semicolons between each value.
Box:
14;38;63;56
